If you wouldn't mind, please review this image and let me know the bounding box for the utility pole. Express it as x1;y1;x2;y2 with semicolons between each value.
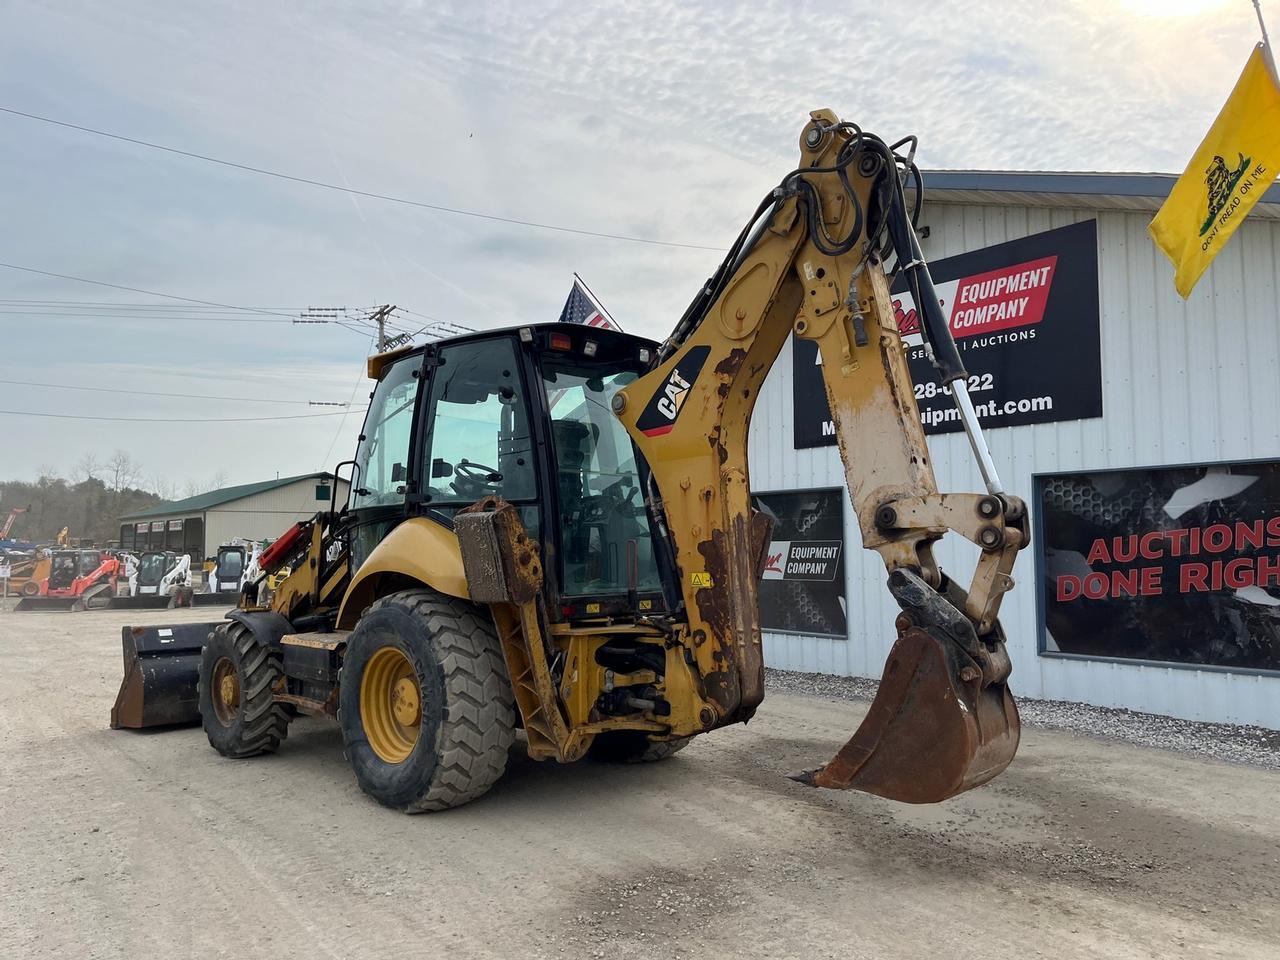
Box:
371;304;397;352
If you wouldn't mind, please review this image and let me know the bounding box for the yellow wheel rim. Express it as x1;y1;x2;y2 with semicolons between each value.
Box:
360;646;421;764
211;657;240;726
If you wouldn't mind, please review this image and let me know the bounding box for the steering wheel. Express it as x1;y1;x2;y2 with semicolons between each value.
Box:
599;476;642;515
450;459;502;498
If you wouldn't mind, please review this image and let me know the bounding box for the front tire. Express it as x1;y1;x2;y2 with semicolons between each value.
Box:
338;590;515;813
198;621;290;757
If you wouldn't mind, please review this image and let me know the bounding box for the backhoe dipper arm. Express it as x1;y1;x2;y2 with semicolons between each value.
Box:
615;110;1028;803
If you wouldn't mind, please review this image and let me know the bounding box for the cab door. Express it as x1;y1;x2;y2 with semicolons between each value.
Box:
414;335;540;534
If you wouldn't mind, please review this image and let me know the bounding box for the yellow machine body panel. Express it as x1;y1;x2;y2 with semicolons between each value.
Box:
336;517;469;629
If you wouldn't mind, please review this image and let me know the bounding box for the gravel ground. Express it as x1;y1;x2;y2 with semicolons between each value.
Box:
5;608;1280;959
765;667;1280;771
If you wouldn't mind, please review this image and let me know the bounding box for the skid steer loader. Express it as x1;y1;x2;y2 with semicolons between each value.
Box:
109;551;194;610
112;111;1028;809
17;548;120;611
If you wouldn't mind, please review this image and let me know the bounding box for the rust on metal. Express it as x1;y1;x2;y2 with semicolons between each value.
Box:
795;617;1020;803
694;517;764;724
456;496;542;605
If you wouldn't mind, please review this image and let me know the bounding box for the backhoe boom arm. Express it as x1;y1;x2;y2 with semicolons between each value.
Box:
616;110;1028;802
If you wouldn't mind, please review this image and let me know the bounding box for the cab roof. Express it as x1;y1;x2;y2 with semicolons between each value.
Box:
367;322;660;380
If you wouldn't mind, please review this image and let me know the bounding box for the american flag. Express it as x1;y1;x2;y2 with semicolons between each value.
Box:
558;276;621;330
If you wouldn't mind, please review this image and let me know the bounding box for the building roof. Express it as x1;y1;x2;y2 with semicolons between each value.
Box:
120;473;336;521
916;169;1280;220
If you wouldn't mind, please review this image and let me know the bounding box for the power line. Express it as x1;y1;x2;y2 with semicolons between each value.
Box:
0;377;347;406
0;106;724;253
0;409;348;423
0;308;302;324
0;262;300;318
0;267;390;338
0;299;315;309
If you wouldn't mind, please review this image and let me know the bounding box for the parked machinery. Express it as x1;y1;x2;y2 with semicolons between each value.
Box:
193;542;261;607
113;111;1028;811
15;548;120;611
5;550;50;598
110;551;194;610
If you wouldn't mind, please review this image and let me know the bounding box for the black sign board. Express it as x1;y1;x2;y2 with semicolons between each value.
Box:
793;220;1102;448
1039;460;1280;672
754;489;846;638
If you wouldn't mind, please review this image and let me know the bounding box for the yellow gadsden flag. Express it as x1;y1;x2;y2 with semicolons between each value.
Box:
1149;42;1280;298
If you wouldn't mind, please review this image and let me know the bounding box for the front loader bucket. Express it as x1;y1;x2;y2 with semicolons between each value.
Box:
13;596;79;612
191;592;236;608
110;622;217;729
795;569;1020;804
108;594;176;611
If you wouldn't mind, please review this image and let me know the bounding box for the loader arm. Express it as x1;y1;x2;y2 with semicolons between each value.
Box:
615;110;1029;802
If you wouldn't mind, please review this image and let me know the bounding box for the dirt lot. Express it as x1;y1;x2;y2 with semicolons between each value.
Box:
2;606;1278;959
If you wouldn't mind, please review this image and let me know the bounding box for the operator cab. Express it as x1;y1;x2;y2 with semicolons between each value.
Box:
49;550;80;591
347;323;670;621
137;551;175;592
212;546;245;590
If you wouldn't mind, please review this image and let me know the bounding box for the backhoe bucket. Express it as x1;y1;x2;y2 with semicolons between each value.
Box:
110;622;216;729
795;569;1020;804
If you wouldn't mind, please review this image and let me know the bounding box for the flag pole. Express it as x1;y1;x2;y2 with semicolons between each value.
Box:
1256;0;1271;47
572;272;620;328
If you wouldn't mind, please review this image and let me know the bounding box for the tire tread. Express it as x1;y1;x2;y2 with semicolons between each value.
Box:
339;590;515;813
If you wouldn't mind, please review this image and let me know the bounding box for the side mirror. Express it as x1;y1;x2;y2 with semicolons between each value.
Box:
391;462;407;483
431;458;454;479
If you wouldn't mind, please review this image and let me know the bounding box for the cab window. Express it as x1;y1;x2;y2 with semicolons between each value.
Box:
351;357;419;510
421;339;536;504
541;359;661;597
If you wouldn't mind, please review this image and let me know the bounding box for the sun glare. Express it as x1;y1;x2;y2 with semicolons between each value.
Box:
1118;0;1235;16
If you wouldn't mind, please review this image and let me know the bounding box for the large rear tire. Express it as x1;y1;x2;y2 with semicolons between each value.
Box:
198;621;290;758
589;731;691;764
338;590;515;813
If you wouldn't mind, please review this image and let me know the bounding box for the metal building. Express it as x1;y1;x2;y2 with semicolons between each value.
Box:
118;473;348;564
749;171;1280;727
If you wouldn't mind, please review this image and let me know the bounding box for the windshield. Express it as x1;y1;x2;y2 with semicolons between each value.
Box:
541;359;661;597
139;553;169;583
217;549;244;579
51;554;78;587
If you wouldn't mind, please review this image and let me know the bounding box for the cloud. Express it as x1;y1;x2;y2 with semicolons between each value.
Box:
0;0;1263;486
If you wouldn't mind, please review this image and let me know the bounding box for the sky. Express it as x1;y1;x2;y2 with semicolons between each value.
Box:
0;0;1268;490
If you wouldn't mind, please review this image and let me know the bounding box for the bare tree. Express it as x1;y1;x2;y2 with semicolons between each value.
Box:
183;472;230;498
73;453;101;483
104;450;141;492
151;475;179;501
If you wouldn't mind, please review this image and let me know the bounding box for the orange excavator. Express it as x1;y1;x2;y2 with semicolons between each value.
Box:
113;111;1026;811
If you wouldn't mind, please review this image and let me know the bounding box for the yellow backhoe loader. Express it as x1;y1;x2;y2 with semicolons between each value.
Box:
112;111;1028;810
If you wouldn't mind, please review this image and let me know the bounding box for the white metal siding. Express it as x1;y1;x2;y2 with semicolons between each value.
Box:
204;478;349;553
749;203;1280;727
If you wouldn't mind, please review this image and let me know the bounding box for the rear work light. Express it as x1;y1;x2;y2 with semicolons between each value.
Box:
549;332;572;351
